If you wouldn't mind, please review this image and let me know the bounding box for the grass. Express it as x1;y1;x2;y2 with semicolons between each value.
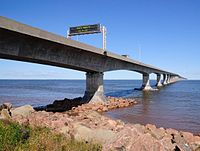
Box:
0;120;102;151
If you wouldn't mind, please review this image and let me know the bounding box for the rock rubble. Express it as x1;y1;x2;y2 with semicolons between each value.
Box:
1;98;200;151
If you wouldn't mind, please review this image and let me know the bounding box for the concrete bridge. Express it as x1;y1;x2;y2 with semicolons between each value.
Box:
0;16;182;102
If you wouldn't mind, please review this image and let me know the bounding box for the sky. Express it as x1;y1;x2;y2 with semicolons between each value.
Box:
0;0;200;79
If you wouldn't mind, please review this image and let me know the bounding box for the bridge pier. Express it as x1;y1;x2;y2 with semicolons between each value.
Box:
82;72;107;103
162;74;168;85
155;74;162;87
170;75;177;83
169;75;175;83
169;75;180;83
140;73;153;91
166;74;171;84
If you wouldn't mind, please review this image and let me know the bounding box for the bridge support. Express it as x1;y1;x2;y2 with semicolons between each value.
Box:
169;75;175;83
168;75;180;83
82;72;107;103
155;74;162;87
162;74;168;85
166;74;171;84
140;73;153;91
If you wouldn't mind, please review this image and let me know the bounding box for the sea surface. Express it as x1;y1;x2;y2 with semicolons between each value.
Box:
0;80;200;134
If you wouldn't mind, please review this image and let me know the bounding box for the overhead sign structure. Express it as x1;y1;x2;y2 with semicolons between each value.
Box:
67;24;107;50
68;24;101;36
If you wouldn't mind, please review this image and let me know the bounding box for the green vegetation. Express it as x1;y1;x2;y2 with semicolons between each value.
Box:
0;120;102;151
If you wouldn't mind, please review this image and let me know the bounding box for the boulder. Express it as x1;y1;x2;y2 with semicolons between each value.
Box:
91;105;99;111
102;106;108;112
86;111;102;120
146;123;156;130
1;109;11;120
194;136;200;142
60;126;70;134
0;103;12;114
133;124;146;134
12;114;29;126
190;141;200;151
59;126;71;139
129;133;165;151
46;97;83;112
2;102;12;110
103;126;141;150
180;131;194;143
161;135;176;151
145;124;166;140
72;122;116;143
11;105;34;117
107;119;117;127
166;128;179;135
173;134;191;151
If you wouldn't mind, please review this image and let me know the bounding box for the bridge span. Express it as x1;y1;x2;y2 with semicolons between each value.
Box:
0;16;182;102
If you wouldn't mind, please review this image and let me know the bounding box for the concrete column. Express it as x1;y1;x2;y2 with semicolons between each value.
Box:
170;75;173;82
156;74;162;87
140;73;153;90
170;76;178;83
82;72;106;103
162;74;167;85
167;74;171;84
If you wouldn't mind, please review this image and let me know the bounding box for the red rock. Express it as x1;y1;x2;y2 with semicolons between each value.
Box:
1;109;11;120
134;124;146;134
146;123;157;130
155;129;166;140
116;124;124;130
12;114;29;125
51;120;65;128
129;133;165;151
173;134;191;151
190;141;200;151
108;97;115;103
97;109;102;112
11;105;34;117
181;131;194;143
3;102;12;110
108;105;114;110
161;136;176;150
166;128;179;135
194;136;200;142
98;105;104;110
103;126;140;150
9;101;197;151
124;102;130;107
107;120;117;127
91;106;99;111
102;106;108;112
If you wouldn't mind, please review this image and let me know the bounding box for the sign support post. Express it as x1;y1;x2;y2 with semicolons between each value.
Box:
102;26;106;50
67;30;70;39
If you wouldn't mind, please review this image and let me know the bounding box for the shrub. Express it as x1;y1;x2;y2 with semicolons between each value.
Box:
0;120;102;151
0;120;28;151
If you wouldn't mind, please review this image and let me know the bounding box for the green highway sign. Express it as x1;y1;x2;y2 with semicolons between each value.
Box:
69;24;101;36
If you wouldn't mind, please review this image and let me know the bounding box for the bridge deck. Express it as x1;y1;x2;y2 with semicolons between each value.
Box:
0;16;178;76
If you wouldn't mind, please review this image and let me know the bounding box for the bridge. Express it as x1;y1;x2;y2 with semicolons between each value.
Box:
0;16;182;102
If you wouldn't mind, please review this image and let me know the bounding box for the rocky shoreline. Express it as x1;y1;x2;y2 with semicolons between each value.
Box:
1;97;200;151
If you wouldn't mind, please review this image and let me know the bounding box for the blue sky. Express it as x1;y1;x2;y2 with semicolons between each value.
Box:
0;0;200;79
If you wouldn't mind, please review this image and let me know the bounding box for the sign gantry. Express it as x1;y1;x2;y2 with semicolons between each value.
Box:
67;24;106;50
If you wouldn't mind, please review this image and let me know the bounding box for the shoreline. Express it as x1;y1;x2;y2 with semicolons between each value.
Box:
1;97;200;150
104;105;200;136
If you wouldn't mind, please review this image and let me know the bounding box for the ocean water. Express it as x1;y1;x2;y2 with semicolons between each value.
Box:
0;80;199;134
